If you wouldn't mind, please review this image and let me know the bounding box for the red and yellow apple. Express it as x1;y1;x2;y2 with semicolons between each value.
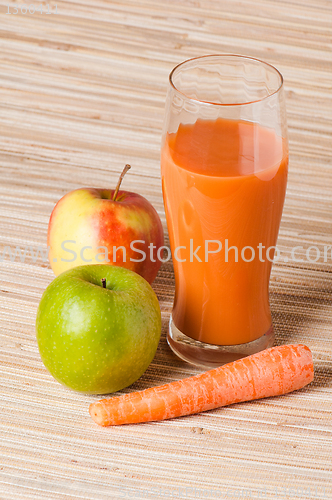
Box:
47;166;164;283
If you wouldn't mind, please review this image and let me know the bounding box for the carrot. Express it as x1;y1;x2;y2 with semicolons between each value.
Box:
89;344;314;427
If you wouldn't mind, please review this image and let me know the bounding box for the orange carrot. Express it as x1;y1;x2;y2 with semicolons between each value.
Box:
89;344;314;427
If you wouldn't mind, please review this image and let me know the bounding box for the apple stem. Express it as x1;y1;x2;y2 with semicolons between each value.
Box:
101;278;106;288
112;164;131;201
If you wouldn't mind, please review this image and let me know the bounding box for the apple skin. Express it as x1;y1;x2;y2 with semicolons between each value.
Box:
47;187;164;283
36;264;161;394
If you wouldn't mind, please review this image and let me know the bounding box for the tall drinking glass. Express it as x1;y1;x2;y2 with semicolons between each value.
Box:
161;55;288;368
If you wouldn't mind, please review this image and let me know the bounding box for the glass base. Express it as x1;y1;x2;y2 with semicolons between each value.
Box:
167;316;275;369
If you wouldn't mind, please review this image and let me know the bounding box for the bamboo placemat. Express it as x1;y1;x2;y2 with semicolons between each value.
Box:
0;0;331;499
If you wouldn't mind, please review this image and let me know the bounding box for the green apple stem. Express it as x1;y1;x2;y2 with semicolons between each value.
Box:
101;278;106;288
112;164;131;201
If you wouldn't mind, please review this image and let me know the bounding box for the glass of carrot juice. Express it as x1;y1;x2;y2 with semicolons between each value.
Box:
161;55;288;368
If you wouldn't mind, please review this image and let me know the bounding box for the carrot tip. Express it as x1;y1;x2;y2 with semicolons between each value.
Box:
89;403;104;426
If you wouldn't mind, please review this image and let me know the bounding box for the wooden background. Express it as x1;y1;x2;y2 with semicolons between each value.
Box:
0;0;331;498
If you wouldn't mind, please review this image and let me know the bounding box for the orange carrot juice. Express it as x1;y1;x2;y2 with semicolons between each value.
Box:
161;118;288;346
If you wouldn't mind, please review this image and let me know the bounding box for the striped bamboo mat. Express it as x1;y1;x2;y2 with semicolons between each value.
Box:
0;1;331;499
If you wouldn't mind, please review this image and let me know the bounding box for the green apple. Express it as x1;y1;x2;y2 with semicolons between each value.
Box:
36;264;161;394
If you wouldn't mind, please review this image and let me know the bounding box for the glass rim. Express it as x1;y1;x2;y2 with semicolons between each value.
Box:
169;54;284;107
